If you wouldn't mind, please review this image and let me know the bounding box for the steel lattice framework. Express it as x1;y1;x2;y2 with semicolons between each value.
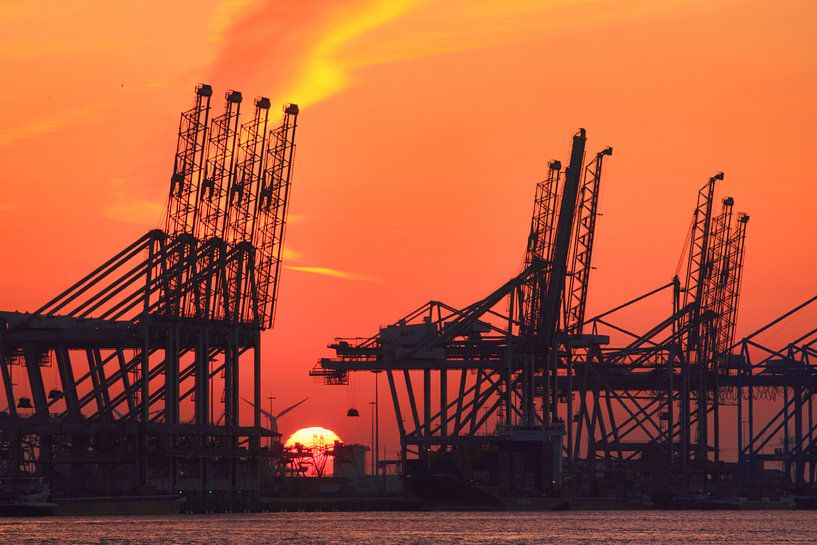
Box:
0;85;299;502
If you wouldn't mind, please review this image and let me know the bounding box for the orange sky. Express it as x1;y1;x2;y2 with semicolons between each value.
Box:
1;0;815;453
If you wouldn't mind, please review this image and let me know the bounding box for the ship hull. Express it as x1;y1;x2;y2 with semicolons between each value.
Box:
405;472;569;511
0;502;57;516
793;496;817;509
53;495;183;516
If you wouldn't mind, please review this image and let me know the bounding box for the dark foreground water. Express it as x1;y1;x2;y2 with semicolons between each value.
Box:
1;511;816;545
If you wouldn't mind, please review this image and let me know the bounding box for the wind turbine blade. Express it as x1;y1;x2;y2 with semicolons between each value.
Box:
276;397;309;419
241;396;275;421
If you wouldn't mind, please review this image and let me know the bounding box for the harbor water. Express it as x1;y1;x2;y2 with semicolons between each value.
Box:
2;510;816;544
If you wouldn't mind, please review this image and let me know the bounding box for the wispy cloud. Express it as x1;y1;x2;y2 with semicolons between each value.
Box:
338;0;719;67
282;247;304;262
209;0;422;108
286;265;382;283
0;105;102;147
280;0;420;107
208;0;717;112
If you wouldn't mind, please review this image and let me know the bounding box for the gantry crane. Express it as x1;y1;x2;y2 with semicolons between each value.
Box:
312;127;817;503
313;129;615;503
0;85;299;504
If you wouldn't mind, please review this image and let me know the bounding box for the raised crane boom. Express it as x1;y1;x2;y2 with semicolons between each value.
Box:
682;172;723;357
716;212;749;368
197;90;242;242
255;104;299;329
223;97;271;323
564;146;612;335
165;84;212;236
537;129;586;352
224;97;271;244
520;160;561;338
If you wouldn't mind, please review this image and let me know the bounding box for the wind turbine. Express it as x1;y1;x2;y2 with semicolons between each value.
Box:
241;396;309;435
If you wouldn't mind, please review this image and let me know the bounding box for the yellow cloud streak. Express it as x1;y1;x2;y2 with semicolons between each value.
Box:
268;0;714;108
286;265;381;284
279;0;422;107
282;247;304;262
336;0;716;67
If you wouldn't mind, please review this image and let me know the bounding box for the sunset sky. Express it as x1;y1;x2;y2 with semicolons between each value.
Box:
1;0;815;453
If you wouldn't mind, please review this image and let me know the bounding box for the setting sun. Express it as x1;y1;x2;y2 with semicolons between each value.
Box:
284;426;342;477
285;426;342;449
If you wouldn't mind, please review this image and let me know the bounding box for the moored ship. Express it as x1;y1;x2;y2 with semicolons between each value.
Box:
52;494;184;515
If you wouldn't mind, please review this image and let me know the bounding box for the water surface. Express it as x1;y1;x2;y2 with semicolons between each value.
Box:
2;511;816;544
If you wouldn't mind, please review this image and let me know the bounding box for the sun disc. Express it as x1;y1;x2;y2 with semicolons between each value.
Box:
285;426;342;448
